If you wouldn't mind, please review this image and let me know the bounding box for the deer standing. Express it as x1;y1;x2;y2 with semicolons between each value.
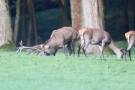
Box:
125;30;135;60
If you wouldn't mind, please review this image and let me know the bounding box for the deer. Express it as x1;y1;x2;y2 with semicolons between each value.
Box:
41;27;78;56
78;28;87;48
78;28;123;59
125;30;135;43
17;27;78;56
125;30;135;61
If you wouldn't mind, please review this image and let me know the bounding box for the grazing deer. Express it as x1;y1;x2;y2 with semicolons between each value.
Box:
42;27;78;56
125;30;135;60
78;28;123;59
17;27;78;56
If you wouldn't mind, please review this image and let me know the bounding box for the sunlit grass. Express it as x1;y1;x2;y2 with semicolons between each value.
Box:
0;49;135;90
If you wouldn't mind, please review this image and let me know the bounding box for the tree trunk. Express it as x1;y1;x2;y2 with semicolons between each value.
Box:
26;0;38;46
133;0;135;30
58;0;70;26
0;0;12;46
27;0;33;46
97;0;104;30
14;0;21;44
70;0;82;32
123;0;129;34
32;0;38;45
70;0;105;54
21;0;26;45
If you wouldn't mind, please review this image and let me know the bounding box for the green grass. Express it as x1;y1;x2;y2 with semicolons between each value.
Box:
0;49;135;90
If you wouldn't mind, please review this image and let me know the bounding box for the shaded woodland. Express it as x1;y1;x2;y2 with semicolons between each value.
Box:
5;0;135;46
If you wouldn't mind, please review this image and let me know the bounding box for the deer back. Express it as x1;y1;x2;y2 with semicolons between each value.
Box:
125;30;135;43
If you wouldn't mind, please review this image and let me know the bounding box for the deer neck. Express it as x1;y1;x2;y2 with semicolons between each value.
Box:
108;39;121;55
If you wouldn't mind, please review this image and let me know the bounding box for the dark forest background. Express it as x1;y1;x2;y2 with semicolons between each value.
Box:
9;0;135;45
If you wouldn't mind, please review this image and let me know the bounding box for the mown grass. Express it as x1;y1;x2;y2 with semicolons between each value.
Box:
0;46;135;90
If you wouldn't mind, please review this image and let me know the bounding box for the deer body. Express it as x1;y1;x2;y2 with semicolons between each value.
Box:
125;30;135;43
78;28;123;59
78;28;87;49
125;30;135;60
42;27;78;56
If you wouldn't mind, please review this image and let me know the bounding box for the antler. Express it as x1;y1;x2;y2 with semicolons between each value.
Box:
16;40;44;56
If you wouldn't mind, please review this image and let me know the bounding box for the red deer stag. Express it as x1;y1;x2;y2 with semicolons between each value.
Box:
78;28;123;59
42;27;78;56
125;30;135;60
17;27;78;56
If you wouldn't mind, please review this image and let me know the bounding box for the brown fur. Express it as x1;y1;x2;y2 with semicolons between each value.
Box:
78;28;87;45
125;30;135;43
78;28;123;59
42;27;78;56
125;30;135;60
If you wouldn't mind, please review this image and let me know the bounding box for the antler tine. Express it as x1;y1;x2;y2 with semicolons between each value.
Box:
27;50;34;55
16;47;20;53
19;40;23;46
36;51;44;56
16;40;24;53
16;46;23;53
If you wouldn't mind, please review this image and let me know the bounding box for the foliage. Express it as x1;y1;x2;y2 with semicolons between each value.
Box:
104;0;134;40
11;8;63;43
36;9;63;42
0;40;16;51
104;47;114;54
10;0;134;43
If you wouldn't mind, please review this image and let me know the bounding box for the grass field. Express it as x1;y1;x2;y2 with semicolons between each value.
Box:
0;46;135;90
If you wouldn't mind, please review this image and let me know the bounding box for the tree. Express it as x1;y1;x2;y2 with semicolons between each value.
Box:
123;0;129;34
14;0;21;44
70;0;105;54
57;0;71;26
26;0;38;46
21;0;26;45
133;0;135;30
13;0;38;46
0;0;12;47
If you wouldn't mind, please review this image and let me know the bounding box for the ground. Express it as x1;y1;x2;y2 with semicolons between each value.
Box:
0;49;135;90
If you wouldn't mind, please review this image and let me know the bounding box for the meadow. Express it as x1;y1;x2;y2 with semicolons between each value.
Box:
0;42;135;90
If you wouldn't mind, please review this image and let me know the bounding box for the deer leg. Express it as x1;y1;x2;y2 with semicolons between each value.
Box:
78;40;85;57
125;49;127;60
99;42;105;58
67;44;72;56
99;46;103;58
126;43;133;61
129;50;131;61
83;42;89;58
63;46;68;56
125;48;130;61
71;40;76;56
82;35;90;58
78;44;81;57
78;43;83;57
126;49;131;61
